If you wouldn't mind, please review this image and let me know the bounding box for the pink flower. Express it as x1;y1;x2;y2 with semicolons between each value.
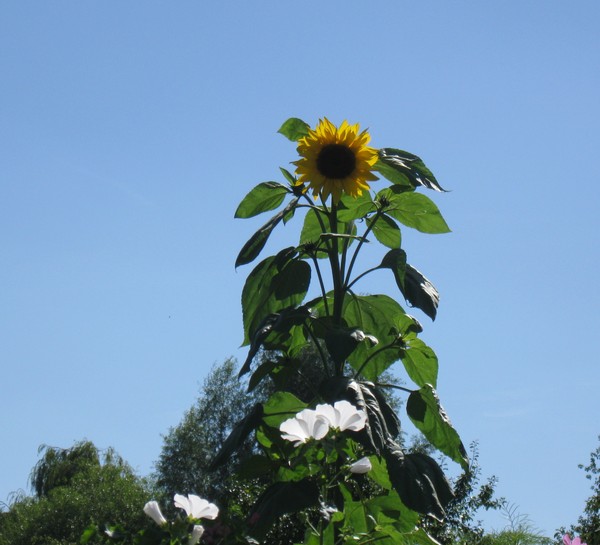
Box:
564;534;587;545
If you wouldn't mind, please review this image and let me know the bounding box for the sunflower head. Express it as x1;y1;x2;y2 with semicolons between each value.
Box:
294;118;379;204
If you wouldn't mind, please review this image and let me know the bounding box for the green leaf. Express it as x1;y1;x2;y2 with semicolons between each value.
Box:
337;191;376;221
237;454;275;479
383;191;451;234
235;198;299;267
241;248;311;345
210;404;264;469
368;213;402;249
378;248;407;290
400;264;439;320
383;441;453;520
407;384;468;469
278;117;311;141
247;480;320;537
378;148;447;192
262;391;307;427
235;182;289;218
279;167;296;185
342;294;407;381
373;160;414;190
299;208;327;247
400;334;439;388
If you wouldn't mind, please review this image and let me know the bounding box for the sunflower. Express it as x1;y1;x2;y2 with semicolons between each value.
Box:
294;118;379;203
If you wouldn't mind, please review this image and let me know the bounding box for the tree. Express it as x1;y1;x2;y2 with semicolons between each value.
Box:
155;357;266;501
559;436;600;545
0;442;151;545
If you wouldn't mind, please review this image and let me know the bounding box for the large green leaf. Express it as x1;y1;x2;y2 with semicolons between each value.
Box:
384;441;453;520
401;265;440;320
299;208;327;247
337;191;376;221
399;334;439;388
247;480;320;538
235;198;299;267
342;294;407;380
383;191;450;234
241;248;311;345
368;213;401;249
235;182;290;218
261;391;307;428
378;248;407;290
278;117;311;141
373;160;414;190
378;148;446;192
210;404;264;469
407;384;468;469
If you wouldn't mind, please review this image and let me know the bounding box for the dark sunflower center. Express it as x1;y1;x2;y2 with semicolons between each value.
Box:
316;144;356;179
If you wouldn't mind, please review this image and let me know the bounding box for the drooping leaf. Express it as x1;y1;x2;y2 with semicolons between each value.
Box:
407;384;468;469
383;190;450;234
235;182;290;219
378;148;447;192
378;248;407;290
241;248;311;345
242;305;314;378
384;440;453;520
235;198;299;267
210;404;264;469
247;480;320;537
368;213;402;249
278;117;311;141
400;265;439;320
373;160;414;190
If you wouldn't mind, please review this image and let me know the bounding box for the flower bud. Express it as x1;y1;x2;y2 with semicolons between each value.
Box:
143;500;167;526
349;457;372;474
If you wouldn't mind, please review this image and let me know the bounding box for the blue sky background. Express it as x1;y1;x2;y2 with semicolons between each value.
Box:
1;0;599;537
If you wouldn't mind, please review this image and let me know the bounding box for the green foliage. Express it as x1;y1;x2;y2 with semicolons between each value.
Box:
558;435;600;545
0;443;150;545
221;117;467;544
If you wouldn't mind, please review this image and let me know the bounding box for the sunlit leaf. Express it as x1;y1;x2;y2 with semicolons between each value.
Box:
235;182;289;219
399;334;439;388
235;198;299;267
378;148;446;192
278;117;310;141
383;191;450;234
407;384;468;469
368;214;401;249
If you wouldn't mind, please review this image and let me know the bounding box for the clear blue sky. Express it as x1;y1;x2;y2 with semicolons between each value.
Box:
1;0;599;537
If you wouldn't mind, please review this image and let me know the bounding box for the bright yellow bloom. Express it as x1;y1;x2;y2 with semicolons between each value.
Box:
294;118;379;203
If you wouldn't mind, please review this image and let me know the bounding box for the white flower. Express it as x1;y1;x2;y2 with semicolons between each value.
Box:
174;494;219;520
143;500;167;526
349;457;372;474
315;400;367;432
188;525;204;545
279;408;330;445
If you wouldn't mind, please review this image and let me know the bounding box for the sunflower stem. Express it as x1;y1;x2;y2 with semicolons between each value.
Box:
343;208;384;289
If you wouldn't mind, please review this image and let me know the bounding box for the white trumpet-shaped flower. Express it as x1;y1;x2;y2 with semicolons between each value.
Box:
279;407;330;445
349;457;372;474
315;400;367;432
143;500;168;526
174;494;219;520
188;525;205;545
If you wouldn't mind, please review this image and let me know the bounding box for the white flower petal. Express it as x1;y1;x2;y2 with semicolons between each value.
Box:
174;493;192;516
280;408;331;444
189;494;219;519
144;501;167;526
333;400;367;431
